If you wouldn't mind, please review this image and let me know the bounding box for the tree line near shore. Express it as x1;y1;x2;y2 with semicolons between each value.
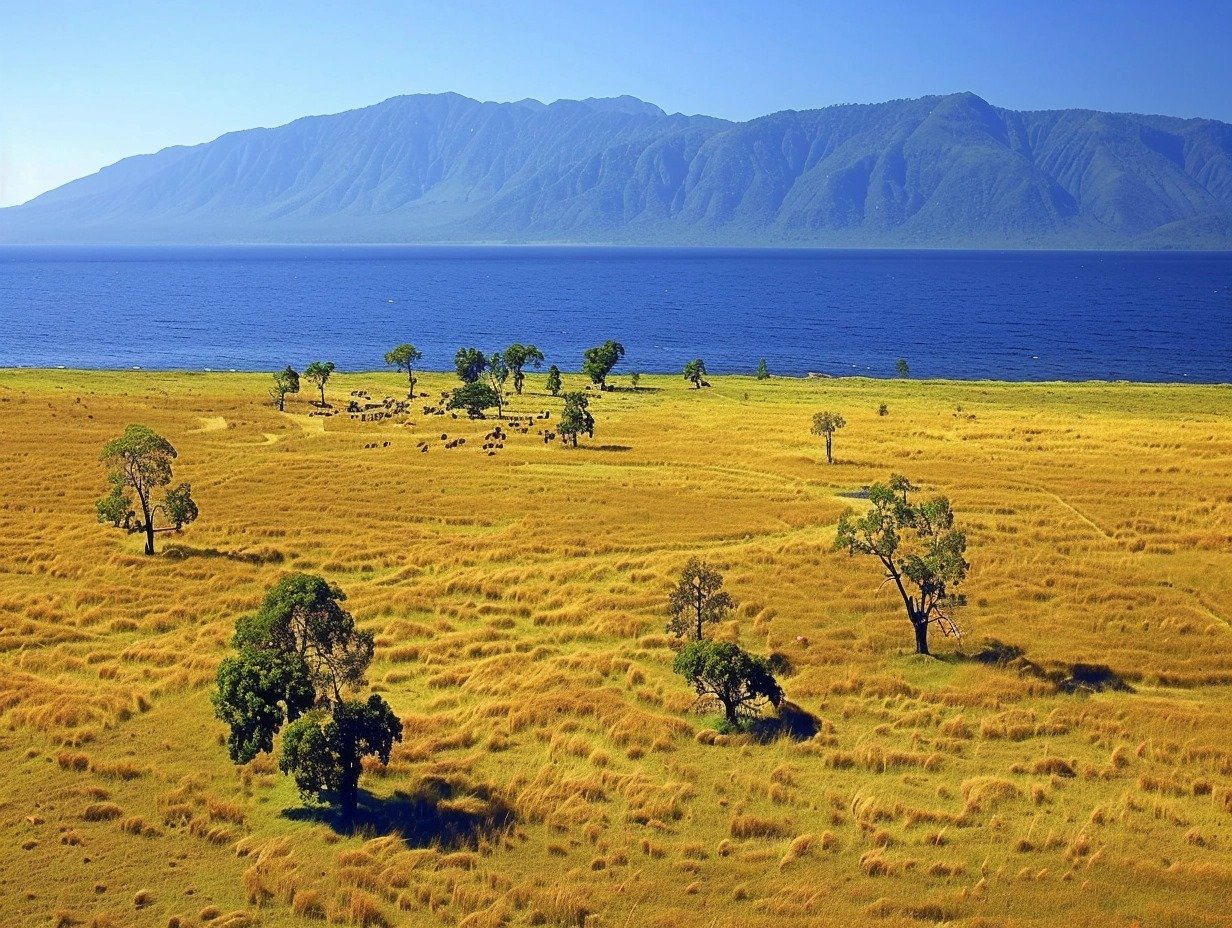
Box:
90;352;967;826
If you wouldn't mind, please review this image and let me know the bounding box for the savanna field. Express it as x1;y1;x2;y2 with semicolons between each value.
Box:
2;368;1232;928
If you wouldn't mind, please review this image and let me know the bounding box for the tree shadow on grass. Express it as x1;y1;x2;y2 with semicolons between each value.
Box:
283;777;515;848
747;701;820;743
586;444;633;452
162;544;285;565
955;638;1134;694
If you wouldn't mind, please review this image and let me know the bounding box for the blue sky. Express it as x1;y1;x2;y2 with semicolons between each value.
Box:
2;0;1230;206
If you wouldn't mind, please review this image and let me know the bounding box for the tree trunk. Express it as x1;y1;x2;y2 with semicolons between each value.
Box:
338;757;361;831
723;700;739;726
278;393;285;412
408;373;415;398
912;620;930;655
144;522;155;556
825;434;833;464
319;385;326;406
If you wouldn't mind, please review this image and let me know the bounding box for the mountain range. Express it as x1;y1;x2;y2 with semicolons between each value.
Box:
4;91;1232;248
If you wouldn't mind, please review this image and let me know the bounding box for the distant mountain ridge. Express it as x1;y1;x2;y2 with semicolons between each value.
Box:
4;91;1232;248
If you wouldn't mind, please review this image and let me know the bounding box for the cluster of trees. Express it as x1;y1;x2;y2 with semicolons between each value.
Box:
213;574;401;825
666;558;783;728
271;360;336;410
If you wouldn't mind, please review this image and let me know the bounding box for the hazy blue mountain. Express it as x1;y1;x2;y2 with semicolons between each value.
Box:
4;92;1231;247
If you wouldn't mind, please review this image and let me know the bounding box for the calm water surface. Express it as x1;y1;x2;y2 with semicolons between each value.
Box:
0;246;1228;381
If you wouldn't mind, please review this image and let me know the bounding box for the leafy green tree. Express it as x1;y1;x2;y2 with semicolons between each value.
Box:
546;365;562;397
212;574;400;825
878;403;889;417
582;340;625;391
503;344;544;395
96;425;199;555
279;696;401;822
304;360;336;406
558;391;594;447
683;359;707;388
630;371;641;391
756;359;770;380
384;343;423;398
666;557;734;640
454;347;487;384
271;365;301;412
673;640;784;727
447;382;500;418
896;358;910;378
484;350;510;418
834;475;969;655
810;411;846;464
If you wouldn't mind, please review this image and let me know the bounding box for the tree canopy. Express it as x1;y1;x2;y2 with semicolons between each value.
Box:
896;358;910;378
834;474;968;655
384;343;423;398
558;391;595;446
213;574;400;825
666;557;734;640
683;359;708;388
448;382;500;418
545;365;562;396
271;365;301;411
454;347;487;384
503;344;544;395
484;350;510;418
810;411;846;464
96;425;198;555
673;640;783;727
756;359;770;380
582;340;625;390
304;360;336;406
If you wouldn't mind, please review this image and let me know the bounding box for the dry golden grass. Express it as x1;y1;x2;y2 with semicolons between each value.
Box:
0;367;1231;926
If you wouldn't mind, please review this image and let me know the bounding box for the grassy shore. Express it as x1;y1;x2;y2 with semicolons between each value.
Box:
1;368;1230;927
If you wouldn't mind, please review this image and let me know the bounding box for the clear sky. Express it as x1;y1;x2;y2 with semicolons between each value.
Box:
3;0;1230;206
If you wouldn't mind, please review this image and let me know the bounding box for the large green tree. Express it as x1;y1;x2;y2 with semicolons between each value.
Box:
454;347;487;384
834;475;969;655
304;360;336;406
545;365;562;397
484;350;510;418
673;640;784;727
213;574;400;825
666;557;734;640
810;411;846;464
683;358;708;388
384;344;423;398
558;392;595;446
582;340;625;391
96;425;199;555
503;344;544;395
447;382;500;418
271;365;300;412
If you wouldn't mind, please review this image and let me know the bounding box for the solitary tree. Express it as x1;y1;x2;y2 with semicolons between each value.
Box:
630;371;641;391
683;359;708;388
503;344;544;395
447;382;500;418
896;358;910;378
270;365;300;412
546;365;562;397
756;359;770;380
811;411;846;464
673;640;784;728
484;350;510;418
454;347;487;384
558;392;594;446
834;475;968;655
384;343;423;398
666;557;734;640
212;574;401;826
305;360;336;406
582;340;625;391
96;425;199;556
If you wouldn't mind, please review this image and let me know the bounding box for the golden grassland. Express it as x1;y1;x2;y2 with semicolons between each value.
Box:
1;367;1231;928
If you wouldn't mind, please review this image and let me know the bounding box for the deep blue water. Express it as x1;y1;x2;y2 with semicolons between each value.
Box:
1;246;1229;381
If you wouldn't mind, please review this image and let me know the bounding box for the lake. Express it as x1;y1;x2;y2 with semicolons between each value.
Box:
1;246;1228;381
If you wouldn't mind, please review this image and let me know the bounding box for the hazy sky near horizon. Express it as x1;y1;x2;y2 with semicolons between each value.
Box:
2;0;1230;206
